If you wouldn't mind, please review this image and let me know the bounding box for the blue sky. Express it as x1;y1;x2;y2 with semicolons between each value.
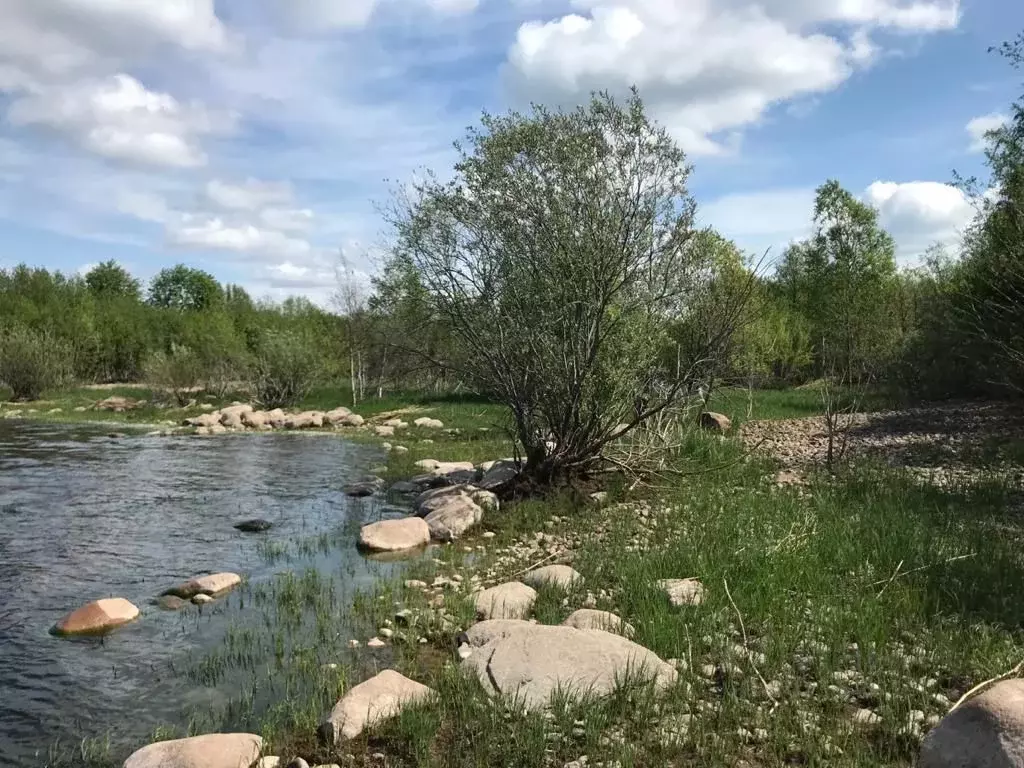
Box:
0;0;1021;305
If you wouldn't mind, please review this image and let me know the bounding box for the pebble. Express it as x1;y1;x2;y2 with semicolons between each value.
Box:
379;628;394;638
404;580;427;590
348;639;360;648
367;637;386;649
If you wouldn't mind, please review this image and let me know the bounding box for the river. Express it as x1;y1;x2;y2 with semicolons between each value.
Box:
0;421;403;766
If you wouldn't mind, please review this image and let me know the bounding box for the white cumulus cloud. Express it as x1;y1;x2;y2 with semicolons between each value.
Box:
7;74;233;167
505;0;961;154
966;112;1008;153
865;180;975;259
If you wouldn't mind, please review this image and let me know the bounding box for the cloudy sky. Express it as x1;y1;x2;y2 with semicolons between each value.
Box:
0;0;1021;304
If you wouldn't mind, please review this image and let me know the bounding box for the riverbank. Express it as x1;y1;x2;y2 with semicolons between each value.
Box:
35;389;1024;767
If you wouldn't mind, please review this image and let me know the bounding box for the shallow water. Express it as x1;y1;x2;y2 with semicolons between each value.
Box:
0;422;400;766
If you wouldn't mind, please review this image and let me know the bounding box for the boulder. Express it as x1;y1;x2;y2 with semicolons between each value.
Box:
461;621;678;710
192;594;213;605
242;411;269;429
470;489;499;514
265;408;287;427
286;412;323;429
414;484;475;516
220;411;245;430
234;519;273;533
209;424;227;435
319;670;435;744
163;572;242;599
477;460;522;491
413;417;444;429
344;479;384;498
415;459;442;471
374;426;395;437
337;413;364;427
424;496;484;542
220;404;254;418
381;418;409;429
123;733;263;768
658;578;705;607
187;413;222;428
920;679;1024;768
700;411;732;433
562;609;634;637
389;480;423;495
53;598;140;636
523;565;583;590
155;595;189;611
358;518;431;552
325;407;353;424
473;582;537;620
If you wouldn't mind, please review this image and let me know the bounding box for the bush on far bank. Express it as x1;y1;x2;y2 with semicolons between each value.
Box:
0;326;73;401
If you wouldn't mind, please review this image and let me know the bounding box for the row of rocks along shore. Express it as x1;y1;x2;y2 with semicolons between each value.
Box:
47;404;1014;768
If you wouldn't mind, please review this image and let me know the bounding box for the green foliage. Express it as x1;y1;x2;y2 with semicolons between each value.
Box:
84;261;141;300
251;330;323;409
0;326;73;400
778;180;900;380
388;89;740;481
148;265;224;311
145;344;203;406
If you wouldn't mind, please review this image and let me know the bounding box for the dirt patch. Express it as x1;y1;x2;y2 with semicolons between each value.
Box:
740;401;1024;489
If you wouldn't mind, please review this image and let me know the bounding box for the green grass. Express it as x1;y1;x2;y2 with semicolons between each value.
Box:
350;442;1024;767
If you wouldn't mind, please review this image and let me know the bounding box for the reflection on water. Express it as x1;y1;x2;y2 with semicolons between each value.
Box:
0;422;397;766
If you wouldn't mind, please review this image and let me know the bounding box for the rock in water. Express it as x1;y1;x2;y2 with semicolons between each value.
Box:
700;411;732;433
523;565;583;590
162;572;242;599
123;733;263;768
920;679;1024;768
344;479;384;498
358;518;431;552
154;595;189;611
473;582;537;620
320;670;435;744
53;598;140;636
461;621;677;710
234;519;273;533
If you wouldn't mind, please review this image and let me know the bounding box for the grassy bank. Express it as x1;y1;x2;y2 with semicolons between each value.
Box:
39;388;1022;767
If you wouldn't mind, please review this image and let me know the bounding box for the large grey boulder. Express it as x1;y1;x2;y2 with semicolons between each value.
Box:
424;495;484;541
123;733;263;768
358;518;431;552
473;582;537;620
461;621;677;710
920;679;1024;768
523;565;583;590
320;670;434;744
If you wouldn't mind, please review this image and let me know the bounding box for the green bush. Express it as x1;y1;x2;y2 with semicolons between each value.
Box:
145;344;202;406
0;326;73;400
251;330;322;409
